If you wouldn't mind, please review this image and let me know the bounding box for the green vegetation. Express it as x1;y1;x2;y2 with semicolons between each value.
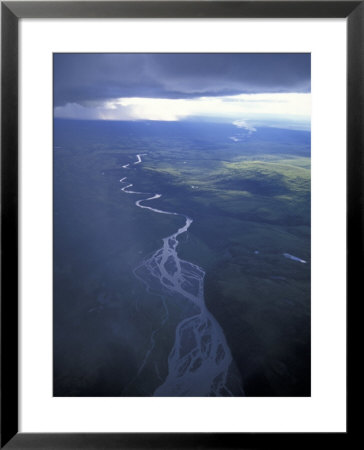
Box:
54;120;310;396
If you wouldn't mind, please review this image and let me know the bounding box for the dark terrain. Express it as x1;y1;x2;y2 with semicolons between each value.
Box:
54;119;310;397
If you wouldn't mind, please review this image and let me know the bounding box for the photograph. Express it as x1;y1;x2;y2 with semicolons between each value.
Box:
53;53;311;397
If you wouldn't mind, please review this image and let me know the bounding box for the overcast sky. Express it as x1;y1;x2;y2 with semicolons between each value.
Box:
54;53;311;126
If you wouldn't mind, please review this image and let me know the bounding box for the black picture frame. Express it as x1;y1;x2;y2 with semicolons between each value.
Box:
1;1;359;448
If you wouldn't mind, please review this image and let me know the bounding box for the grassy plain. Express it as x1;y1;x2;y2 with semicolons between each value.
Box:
54;119;310;396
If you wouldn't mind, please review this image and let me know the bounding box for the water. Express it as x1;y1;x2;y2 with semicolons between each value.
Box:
120;154;243;396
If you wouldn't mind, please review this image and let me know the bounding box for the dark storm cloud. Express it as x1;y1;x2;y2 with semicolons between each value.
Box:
54;53;310;106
